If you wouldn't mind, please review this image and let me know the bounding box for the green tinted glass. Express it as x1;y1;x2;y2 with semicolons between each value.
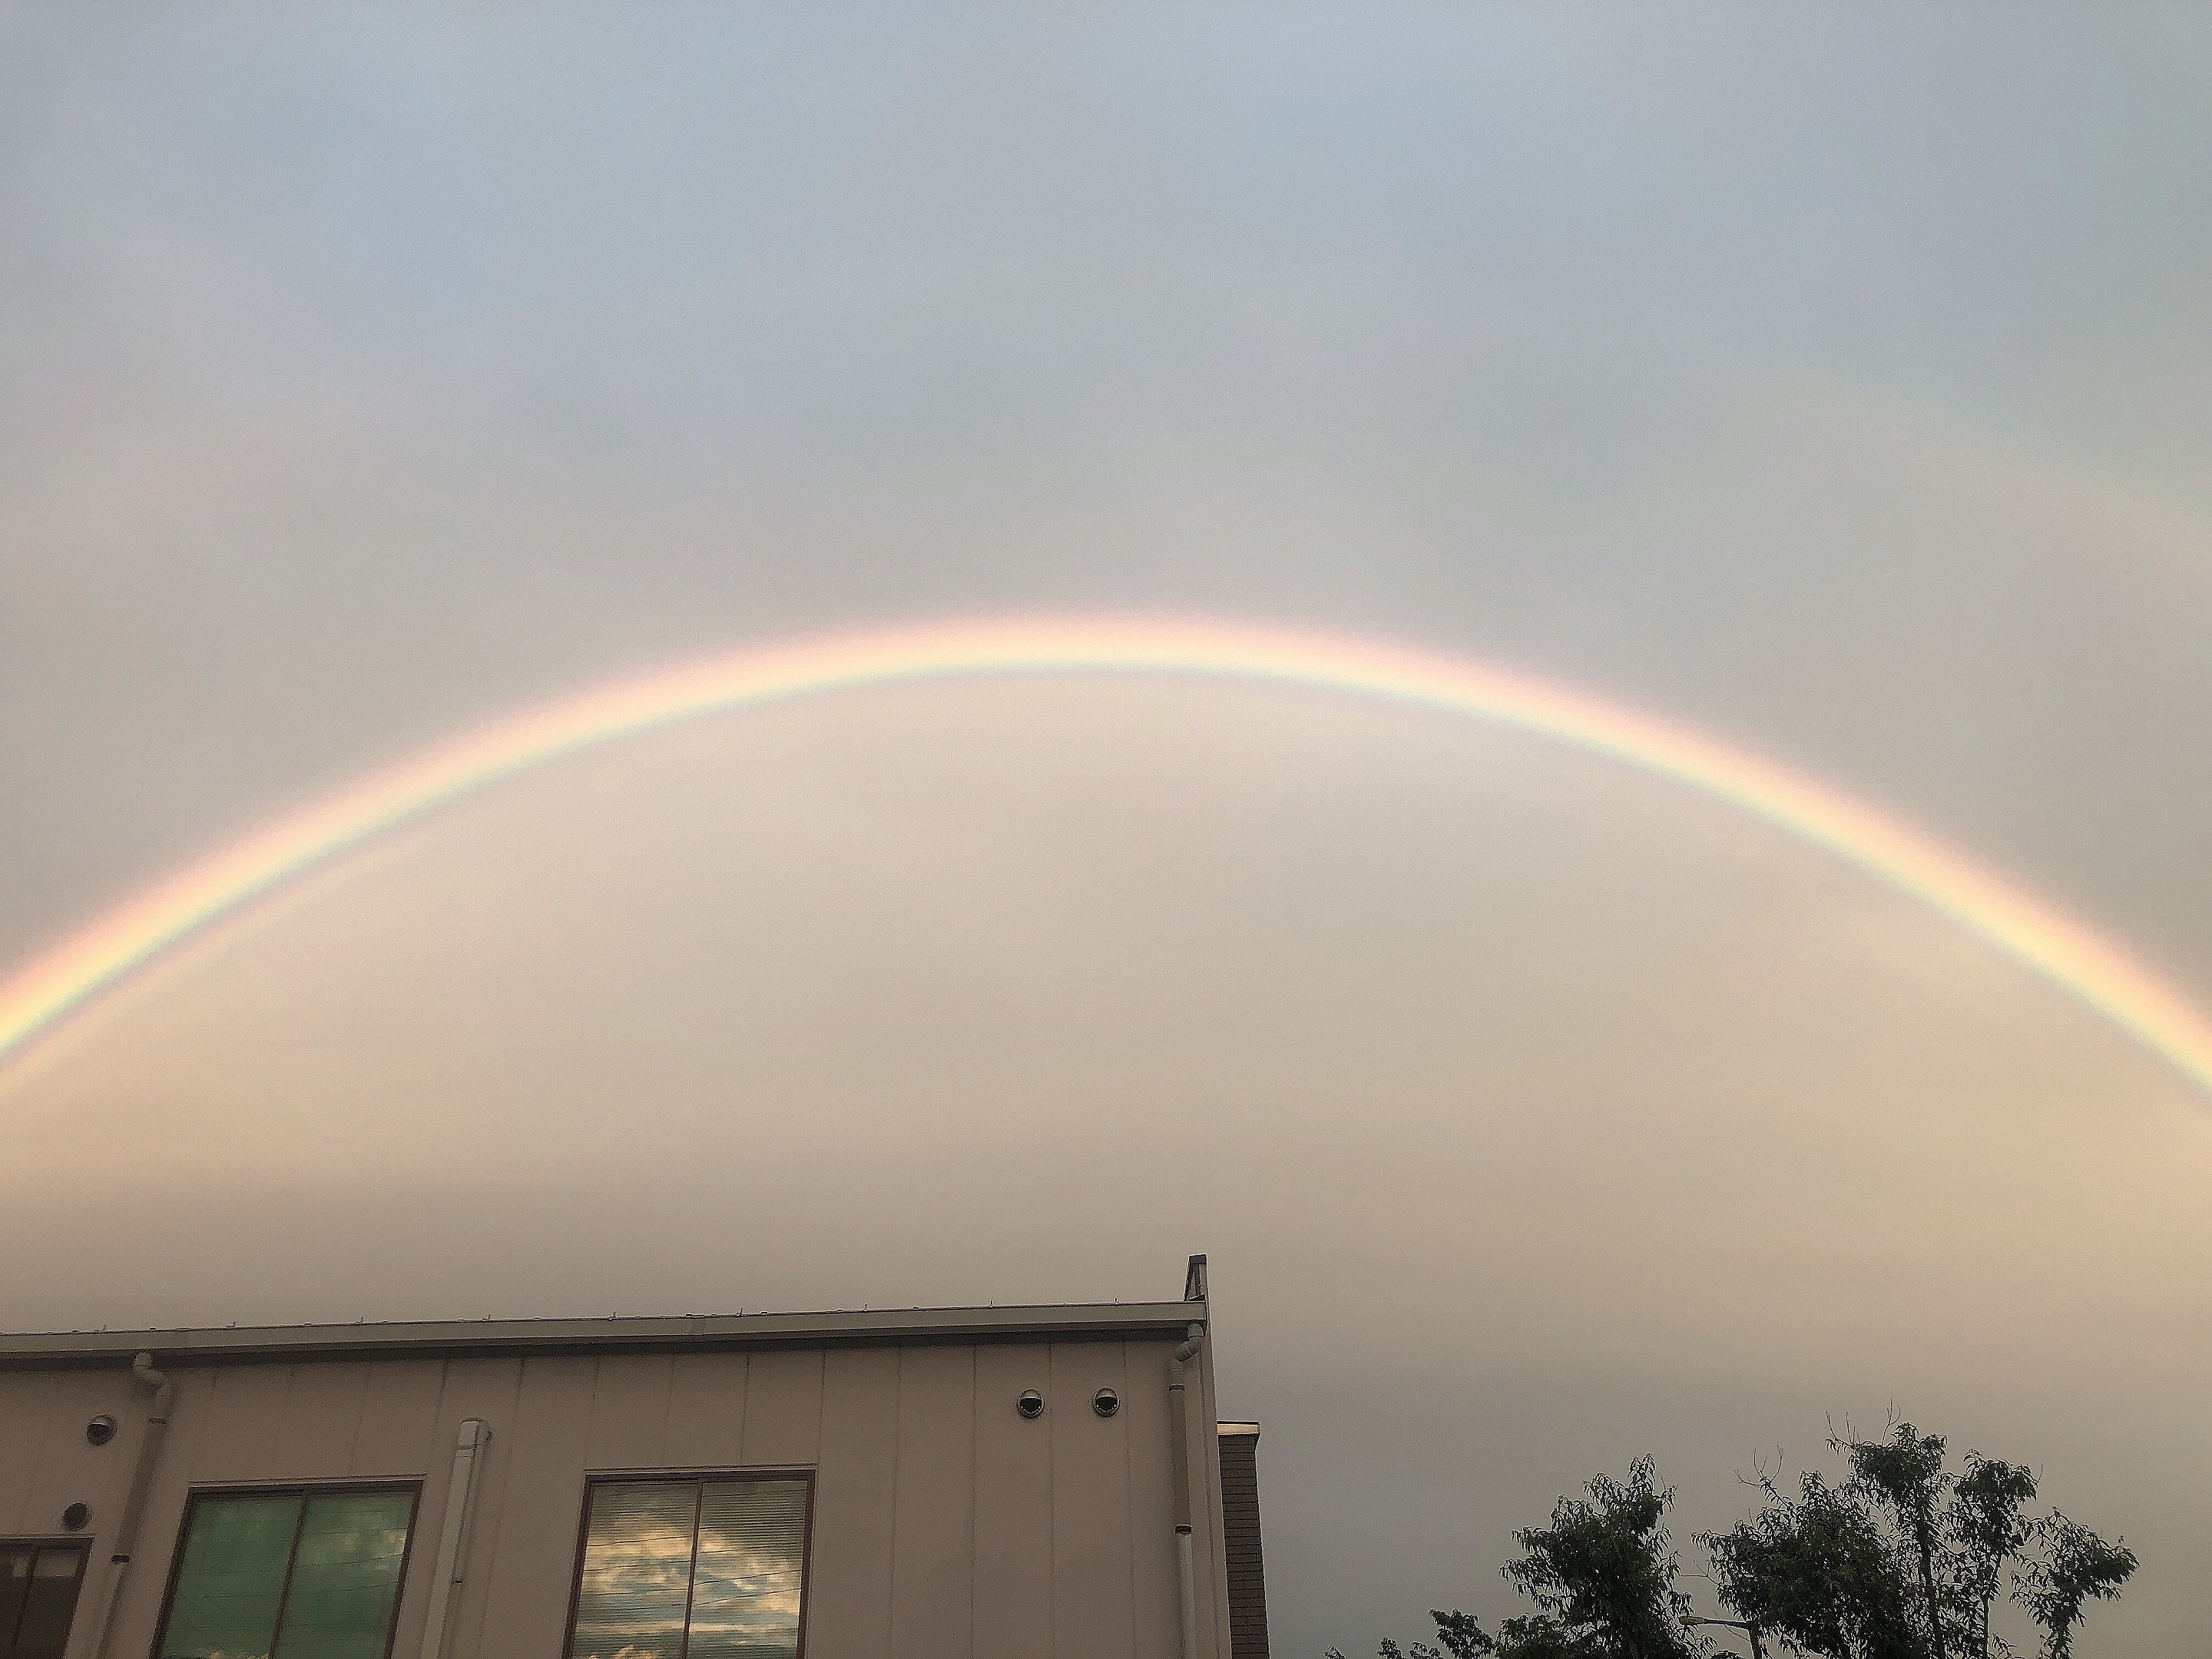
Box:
161;1494;301;1659
568;1482;699;1659
268;1490;413;1659
687;1481;807;1659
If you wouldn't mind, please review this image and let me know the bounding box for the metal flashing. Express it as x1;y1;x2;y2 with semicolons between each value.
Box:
0;1300;1205;1369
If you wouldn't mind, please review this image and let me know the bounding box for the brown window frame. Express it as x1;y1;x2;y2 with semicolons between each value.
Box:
560;1468;817;1659
147;1480;422;1659
0;1538;91;1659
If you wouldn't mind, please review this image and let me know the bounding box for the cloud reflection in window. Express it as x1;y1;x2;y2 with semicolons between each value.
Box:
568;1477;807;1659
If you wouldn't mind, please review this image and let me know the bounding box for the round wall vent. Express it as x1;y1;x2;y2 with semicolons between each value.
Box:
1015;1389;1045;1419
85;1416;117;1447
1092;1386;1121;1418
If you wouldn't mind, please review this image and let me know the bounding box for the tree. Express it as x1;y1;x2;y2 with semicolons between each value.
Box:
1703;1422;2131;1659
1841;1426;1951;1657
1335;1418;2135;1659
1503;1458;1703;1659
2013;1515;2137;1659
1704;1471;1921;1659
1945;1455;2040;1659
1329;1459;1703;1659
1344;1608;1608;1659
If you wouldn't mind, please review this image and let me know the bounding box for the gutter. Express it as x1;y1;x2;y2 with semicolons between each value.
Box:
1169;1321;1206;1659
86;1351;171;1659
419;1419;492;1659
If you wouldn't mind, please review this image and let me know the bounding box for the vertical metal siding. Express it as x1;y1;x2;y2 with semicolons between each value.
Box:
738;1349;824;1469
970;1341;1054;1659
663;1352;748;1469
582;1356;673;1473
1048;1340;1134;1659
1193;1333;1233;1659
886;1345;975;1659
473;1358;594;1656
807;1348;901;1657
0;1333;1206;1659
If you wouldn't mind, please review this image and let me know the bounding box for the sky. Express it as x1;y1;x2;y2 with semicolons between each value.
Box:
3;5;2210;1652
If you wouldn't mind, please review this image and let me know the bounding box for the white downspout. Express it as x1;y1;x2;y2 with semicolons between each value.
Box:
86;1352;172;1659
418;1419;491;1659
1169;1321;1206;1659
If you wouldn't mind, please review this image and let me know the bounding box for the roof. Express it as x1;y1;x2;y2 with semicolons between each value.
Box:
0;1301;1207;1370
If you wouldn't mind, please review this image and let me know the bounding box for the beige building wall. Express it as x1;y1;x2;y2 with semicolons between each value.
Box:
0;1333;1232;1659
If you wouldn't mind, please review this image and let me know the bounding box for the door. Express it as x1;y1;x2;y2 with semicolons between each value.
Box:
0;1544;88;1659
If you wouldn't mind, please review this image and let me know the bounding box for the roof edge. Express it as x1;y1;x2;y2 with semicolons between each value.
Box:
0;1300;1206;1369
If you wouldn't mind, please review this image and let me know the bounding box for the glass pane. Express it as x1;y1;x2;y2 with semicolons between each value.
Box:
1;1545;36;1651
13;1548;88;1657
268;1491;413;1659
687;1481;808;1659
567;1482;699;1659
161;1494;301;1659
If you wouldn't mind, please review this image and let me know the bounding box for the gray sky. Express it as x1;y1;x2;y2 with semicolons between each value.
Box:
4;5;2210;1652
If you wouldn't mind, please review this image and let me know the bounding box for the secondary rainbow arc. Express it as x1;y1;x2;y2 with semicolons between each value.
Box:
3;614;2209;1092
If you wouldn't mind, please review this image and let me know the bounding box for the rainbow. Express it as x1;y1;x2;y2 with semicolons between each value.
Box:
4;614;2210;1092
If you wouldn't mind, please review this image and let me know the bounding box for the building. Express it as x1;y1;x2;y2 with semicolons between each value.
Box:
0;1257;1270;1659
